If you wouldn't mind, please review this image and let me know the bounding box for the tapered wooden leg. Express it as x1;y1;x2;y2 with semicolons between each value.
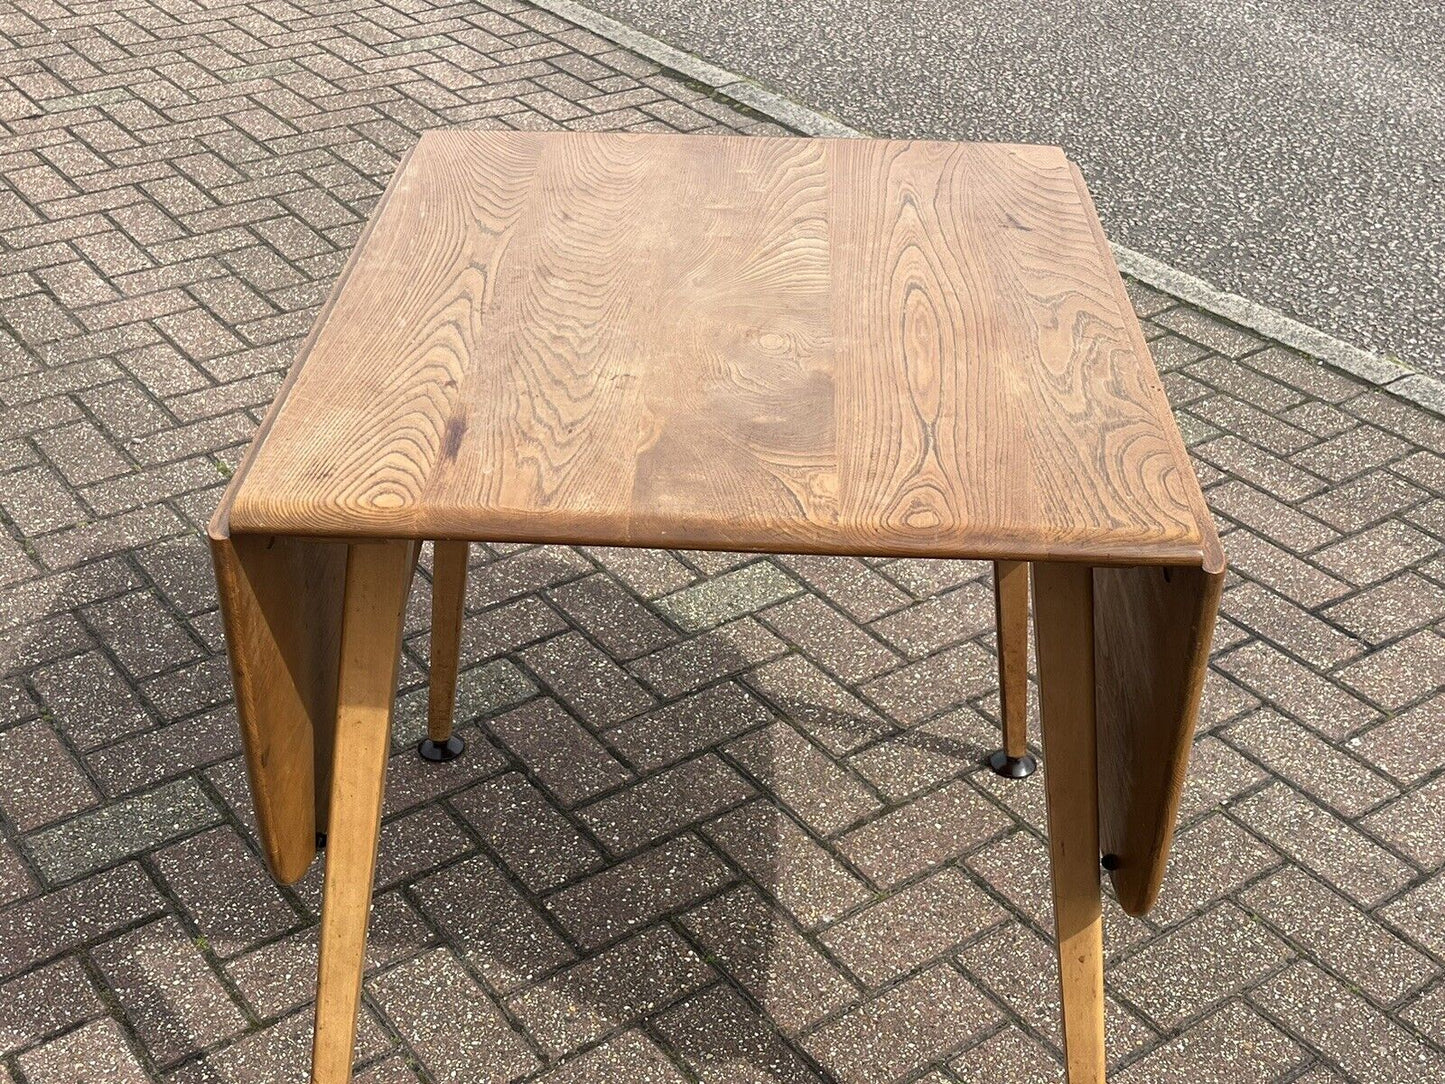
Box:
1033;562;1106;1084
421;540;468;762
988;559;1036;778
312;540;415;1084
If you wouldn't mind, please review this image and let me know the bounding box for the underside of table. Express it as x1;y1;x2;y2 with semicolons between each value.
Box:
210;524;1222;916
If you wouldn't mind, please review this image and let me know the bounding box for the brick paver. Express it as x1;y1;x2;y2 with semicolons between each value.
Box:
2;0;1444;1081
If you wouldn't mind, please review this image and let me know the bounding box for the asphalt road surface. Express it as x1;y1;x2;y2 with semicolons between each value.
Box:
587;0;1444;376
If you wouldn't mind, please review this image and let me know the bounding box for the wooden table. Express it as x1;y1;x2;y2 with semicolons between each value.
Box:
210;129;1223;1084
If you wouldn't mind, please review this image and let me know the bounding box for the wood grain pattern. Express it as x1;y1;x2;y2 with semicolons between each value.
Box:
211;129;1224;929
427;540;468;744
993;559;1030;759
1034;561;1107;1083
1094;562;1225;914
205;145;423;885
224;130;1216;569
210;530;346;883
203;130;1227;1084
312;540;415;1084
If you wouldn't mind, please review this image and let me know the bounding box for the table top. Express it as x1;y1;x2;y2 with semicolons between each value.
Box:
222;129;1220;569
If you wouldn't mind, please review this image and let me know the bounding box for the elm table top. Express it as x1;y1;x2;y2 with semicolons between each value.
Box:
222;129;1220;572
211;129;1226;920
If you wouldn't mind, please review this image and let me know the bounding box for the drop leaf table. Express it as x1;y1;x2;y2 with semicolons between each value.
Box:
210;129;1223;1084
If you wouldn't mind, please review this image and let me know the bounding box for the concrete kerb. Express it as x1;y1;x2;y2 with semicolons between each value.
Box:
536;0;1444;419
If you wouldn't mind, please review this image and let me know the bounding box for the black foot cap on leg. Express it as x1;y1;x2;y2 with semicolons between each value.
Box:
419;734;466;762
987;749;1038;779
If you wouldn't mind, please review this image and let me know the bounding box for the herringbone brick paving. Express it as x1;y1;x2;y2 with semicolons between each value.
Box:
1;0;1443;1080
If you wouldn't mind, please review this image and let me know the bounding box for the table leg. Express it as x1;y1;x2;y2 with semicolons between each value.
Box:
988;559;1036;778
1033;562;1107;1083
421;540;468;762
312;540;415;1084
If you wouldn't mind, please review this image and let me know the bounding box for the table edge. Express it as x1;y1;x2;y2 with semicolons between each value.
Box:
208;141;421;548
212;135;1224;576
1065;161;1225;576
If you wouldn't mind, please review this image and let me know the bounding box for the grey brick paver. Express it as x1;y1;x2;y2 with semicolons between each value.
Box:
1401;982;1445;1047
1216;641;1377;740
16;1017;152;1084
1304;468;1427;532
454;594;567;660
1361;774;1445;868
1110;903;1293;1029
1315;520;1441;586
548;572;679;660
630;615;786;698
1145;812;1281;927
1324;570;1445;643
1293;424;1412;483
544;833;733;949
1197;434;1326;502
847;704;1000;802
1210;480;1339;551
1224;707;1396;816
452;772;602;891
535;1030;686;1084
29;650;152;749
878;557;984;598
703;800;872;929
805;965;999;1084
0;862;167;979
726;721;881;838
521;630;655;724
486;697;631;806
746;654;893;755
948;1027;1060;1084
583;545;697;597
776;554;910;621
1336;629;1445;710
1252;962;1445;1084
1155;307;1266;358
1111;1001;1306;1084
225;893;432;1018
654;984;823;1084
0;719;99;830
153;826;298;957
859;641;998;725
761;593;901;683
1381;874;1445;961
1193;396;1315;456
93;916;248;1066
1352;693;1445;784
507;926;712;1056
579;752;755;855
820;866;1004;988
1240;784;1417;908
166;1005;394;1084
369;949;539;1083
839;779;1012;887
609;680;776;771
1243;865;1438;1004
371;805;470;890
27;777;220;883
0;957;102;1055
683;884;857;1033
2;0;1443;1080
867;580;995;658
1222;581;1366;669
958;923;1154;1053
656;560;800;631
